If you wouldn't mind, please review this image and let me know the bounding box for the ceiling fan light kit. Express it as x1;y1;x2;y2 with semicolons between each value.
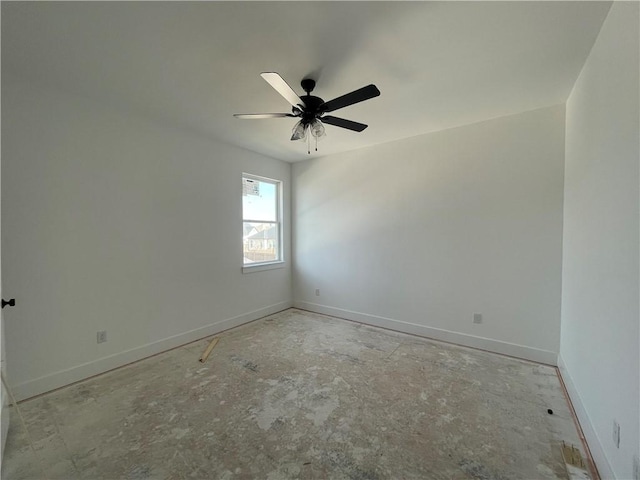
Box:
291;118;326;154
234;72;380;154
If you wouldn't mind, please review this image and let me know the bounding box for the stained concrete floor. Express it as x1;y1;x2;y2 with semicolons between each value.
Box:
3;309;589;480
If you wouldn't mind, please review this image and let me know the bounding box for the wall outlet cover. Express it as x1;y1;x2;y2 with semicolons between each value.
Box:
97;331;107;344
473;313;482;324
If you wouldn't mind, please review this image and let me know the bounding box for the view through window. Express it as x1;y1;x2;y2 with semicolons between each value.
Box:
242;175;281;266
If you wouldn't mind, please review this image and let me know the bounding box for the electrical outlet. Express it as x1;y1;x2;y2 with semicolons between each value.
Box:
633;454;640;480
612;420;620;448
97;330;107;344
315;289;320;296
473;313;483;324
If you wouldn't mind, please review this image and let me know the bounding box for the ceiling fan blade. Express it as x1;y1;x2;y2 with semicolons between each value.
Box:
321;84;380;113
234;113;294;119
321;115;368;132
260;72;305;108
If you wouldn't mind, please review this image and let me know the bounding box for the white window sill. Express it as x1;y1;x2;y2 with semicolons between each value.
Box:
242;261;285;274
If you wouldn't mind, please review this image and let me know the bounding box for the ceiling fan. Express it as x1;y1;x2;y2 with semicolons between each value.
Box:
234;72;380;153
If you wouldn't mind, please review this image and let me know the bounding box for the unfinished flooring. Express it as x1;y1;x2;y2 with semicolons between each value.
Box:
3;309;588;479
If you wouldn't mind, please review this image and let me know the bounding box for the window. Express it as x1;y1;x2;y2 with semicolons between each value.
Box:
242;174;282;269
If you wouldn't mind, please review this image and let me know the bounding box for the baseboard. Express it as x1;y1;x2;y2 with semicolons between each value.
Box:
294;301;558;365
557;354;615;480
12;301;292;402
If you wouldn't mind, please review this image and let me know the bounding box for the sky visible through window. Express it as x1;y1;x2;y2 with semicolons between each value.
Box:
243;180;276;221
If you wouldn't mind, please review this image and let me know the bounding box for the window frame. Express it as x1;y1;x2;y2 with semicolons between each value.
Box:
241;173;284;273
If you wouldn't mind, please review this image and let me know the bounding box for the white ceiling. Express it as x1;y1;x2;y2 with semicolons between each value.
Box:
2;1;611;162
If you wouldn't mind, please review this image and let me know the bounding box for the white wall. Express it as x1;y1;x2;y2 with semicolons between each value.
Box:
293;105;565;364
1;77;292;400
560;2;639;479
0;70;8;462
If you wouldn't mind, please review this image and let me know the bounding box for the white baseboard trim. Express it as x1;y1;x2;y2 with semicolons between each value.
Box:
12;301;292;402
294;301;558;365
557;354;615;480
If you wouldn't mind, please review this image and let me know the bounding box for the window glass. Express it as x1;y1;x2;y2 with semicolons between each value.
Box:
242;175;281;266
242;179;277;222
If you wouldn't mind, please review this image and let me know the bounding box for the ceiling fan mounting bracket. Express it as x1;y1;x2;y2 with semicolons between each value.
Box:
301;78;316;95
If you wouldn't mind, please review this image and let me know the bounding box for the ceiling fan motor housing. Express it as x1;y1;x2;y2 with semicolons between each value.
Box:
297;78;325;124
297;94;325;124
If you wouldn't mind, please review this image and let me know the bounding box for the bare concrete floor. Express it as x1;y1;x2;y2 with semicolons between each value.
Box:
3;309;589;479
